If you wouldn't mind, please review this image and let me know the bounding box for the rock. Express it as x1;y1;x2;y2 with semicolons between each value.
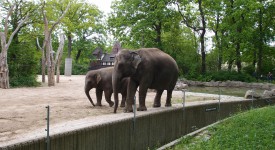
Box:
244;90;261;99
175;82;188;90
262;90;274;98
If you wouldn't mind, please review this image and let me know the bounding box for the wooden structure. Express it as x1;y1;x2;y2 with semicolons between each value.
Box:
89;41;121;70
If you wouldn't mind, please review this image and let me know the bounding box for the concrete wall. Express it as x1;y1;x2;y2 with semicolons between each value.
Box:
2;98;274;150
64;58;72;76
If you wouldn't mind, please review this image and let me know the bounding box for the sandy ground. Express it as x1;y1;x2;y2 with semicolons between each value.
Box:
0;75;243;145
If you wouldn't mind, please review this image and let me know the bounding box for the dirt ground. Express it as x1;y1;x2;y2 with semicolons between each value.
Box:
0;75;243;145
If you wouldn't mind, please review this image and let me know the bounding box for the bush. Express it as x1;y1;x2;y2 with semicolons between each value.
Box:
72;63;90;75
185;71;256;82
10;75;40;87
8;42;40;87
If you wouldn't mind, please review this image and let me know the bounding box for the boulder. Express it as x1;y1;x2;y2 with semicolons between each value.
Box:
244;90;261;99
262;90;274;98
175;82;188;90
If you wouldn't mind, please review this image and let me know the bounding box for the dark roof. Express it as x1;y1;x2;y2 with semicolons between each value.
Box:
92;47;103;55
101;53;116;62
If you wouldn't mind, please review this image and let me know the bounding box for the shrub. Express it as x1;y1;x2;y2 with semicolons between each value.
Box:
8;42;40;87
185;71;256;82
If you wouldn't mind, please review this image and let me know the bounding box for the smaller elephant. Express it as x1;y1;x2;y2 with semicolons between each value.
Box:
85;67;129;107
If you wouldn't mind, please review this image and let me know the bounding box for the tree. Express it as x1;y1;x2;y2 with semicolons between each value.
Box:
175;0;207;74
55;34;65;83
108;0;174;49
40;1;70;86
51;0;104;76
0;4;29;89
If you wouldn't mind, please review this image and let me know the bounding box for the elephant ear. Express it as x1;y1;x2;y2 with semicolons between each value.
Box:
96;74;101;84
130;52;141;69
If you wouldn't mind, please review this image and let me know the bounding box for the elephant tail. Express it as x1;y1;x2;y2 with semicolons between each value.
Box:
85;88;95;106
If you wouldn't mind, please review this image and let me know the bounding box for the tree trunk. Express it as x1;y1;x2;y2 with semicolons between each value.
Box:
214;12;222;71
56;34;65;83
67;33;72;58
0;48;10;89
46;34;55;86
75;49;82;63
198;0;206;74
0;5;29;89
200;31;206;74
257;3;263;75
41;2;70;86
36;37;46;83
42;50;46;83
235;42;242;73
216;31;222;71
154;22;162;49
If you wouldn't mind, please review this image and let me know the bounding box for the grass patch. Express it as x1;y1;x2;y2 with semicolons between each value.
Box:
169;105;275;150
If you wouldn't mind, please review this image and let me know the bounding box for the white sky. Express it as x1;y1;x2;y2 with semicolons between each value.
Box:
88;0;113;14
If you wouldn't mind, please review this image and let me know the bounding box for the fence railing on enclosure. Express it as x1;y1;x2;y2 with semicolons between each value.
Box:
1;97;274;150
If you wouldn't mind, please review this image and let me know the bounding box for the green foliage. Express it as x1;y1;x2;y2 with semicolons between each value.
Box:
185;71;256;82
243;64;256;76
8;42;40;87
1;0;275;83
72;62;89;75
108;0;178;49
172;106;275;150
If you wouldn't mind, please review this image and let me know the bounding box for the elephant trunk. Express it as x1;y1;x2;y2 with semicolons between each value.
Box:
85;86;95;106
112;73;121;113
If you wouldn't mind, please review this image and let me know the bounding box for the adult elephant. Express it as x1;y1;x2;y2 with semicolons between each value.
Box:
85;67;129;107
112;48;179;113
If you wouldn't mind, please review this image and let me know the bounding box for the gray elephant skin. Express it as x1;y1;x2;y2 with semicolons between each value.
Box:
85;67;129;107
112;48;179;113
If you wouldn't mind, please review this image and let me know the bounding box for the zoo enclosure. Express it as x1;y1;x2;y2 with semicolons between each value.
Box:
1;97;274;150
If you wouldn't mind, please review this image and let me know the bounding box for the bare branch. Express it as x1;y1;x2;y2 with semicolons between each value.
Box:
49;3;71;34
175;1;204;32
4;5;14;38
36;37;42;50
54;33;65;64
6;13;29;50
0;33;6;51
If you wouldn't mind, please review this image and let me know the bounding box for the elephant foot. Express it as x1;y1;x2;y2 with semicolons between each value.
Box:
124;106;133;113
120;103;125;107
153;103;161;107
95;103;102;106
165;103;172;107
108;101;114;107
137;106;147;111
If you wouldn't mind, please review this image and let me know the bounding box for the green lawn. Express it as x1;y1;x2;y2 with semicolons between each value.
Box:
169;105;275;150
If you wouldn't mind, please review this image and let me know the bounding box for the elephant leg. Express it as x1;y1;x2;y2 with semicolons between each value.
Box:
125;79;138;112
153;89;164;107
104;90;114;107
165;90;173;107
120;93;126;107
95;88;103;106
137;85;148;111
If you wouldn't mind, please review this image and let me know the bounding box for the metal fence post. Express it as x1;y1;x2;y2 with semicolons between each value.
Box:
45;106;50;150
251;88;254;109
218;85;221;120
132;96;136;131
182;89;187;112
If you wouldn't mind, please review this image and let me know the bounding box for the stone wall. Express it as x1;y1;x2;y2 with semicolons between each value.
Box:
178;79;275;90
